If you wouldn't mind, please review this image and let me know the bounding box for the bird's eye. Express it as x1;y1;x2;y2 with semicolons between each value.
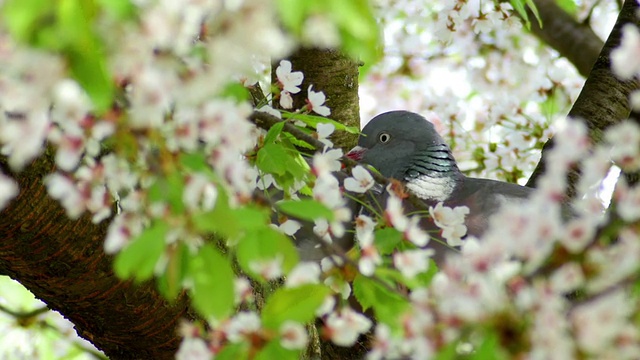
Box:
379;132;391;143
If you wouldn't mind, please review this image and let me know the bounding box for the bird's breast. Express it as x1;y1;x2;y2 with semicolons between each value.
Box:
405;175;456;202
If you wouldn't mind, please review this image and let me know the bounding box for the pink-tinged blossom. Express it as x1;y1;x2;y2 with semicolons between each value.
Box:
234;277;253;305
605;120;640;171
367;324;395;360
614;178;640;222
329;205;352;238
571;290;633;355
286;262;321;287
307;85;331;116
44;173;84;219
404;216;429;247
225;312;262;343
175;337;212;360
0;172;18;210
356;215;381;276
316;295;336;317
249;256;283;280
0;110;50;170
528;284;575;360
324;307;372;346
394;249;434;278
344;165;375;193
312;149;343;178
276;60;303;94
313;219;333;243
104;214;145;254
586;228;640;293
321;258;351;299
316;122;335;148
384;192;408;231
183;174;218;211
272;219;301;237
280;321;308;350
313;173;342;208
560;217;595;253
611;24;640;79
280;91;294;109
428;202;469;246
549;262;584;294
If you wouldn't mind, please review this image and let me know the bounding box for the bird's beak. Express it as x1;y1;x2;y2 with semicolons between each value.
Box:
346;146;367;161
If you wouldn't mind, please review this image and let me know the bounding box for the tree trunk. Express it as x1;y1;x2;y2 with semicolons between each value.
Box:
287;47;361;151
527;0;640;194
0;154;195;359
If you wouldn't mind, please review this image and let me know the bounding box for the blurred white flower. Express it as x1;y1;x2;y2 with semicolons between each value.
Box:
280;321;308;350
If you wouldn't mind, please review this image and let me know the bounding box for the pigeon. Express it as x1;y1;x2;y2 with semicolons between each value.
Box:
347;110;534;241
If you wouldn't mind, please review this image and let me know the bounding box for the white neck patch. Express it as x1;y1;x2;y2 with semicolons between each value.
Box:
405;175;456;202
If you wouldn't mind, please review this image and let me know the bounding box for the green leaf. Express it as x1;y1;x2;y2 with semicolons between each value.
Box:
352;274;408;327
217;343;248;360
264;121;286;145
67;48;114;113
277;199;334;222
255;340;299;360
147;173;185;214
236;227;300;279
96;0;136;19
220;82;250;102
157;243;189;300
525;0;543;28
555;0;577;15
188;244;235;320
233;206;271;229
510;0;530;29
281;111;360;134
374;227;403;255
275;0;308;34
2;0;53;43
261;284;330;329
257;143;289;176
180;152;210;173
192;200;268;239
469;331;506;360
114;222;168;281
281;131;315;150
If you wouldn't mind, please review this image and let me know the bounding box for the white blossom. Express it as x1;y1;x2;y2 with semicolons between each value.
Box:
280;321;308;350
286;262;321;287
344;165;375;193
325;307;372;346
276;60;303;94
307;85;331;116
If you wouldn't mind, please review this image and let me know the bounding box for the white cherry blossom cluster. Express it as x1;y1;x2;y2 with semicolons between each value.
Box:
364;117;640;359
361;0;593;185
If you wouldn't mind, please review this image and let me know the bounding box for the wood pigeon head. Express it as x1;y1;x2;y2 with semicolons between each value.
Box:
347;111;462;201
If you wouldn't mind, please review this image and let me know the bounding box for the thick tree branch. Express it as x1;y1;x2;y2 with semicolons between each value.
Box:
285;48;361;151
0;155;195;359
526;0;640;195
528;0;604;77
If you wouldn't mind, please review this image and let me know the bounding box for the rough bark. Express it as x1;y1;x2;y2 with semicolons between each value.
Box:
0;153;194;359
528;0;604;77
526;0;640;194
287;47;361;151
277;47;366;359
